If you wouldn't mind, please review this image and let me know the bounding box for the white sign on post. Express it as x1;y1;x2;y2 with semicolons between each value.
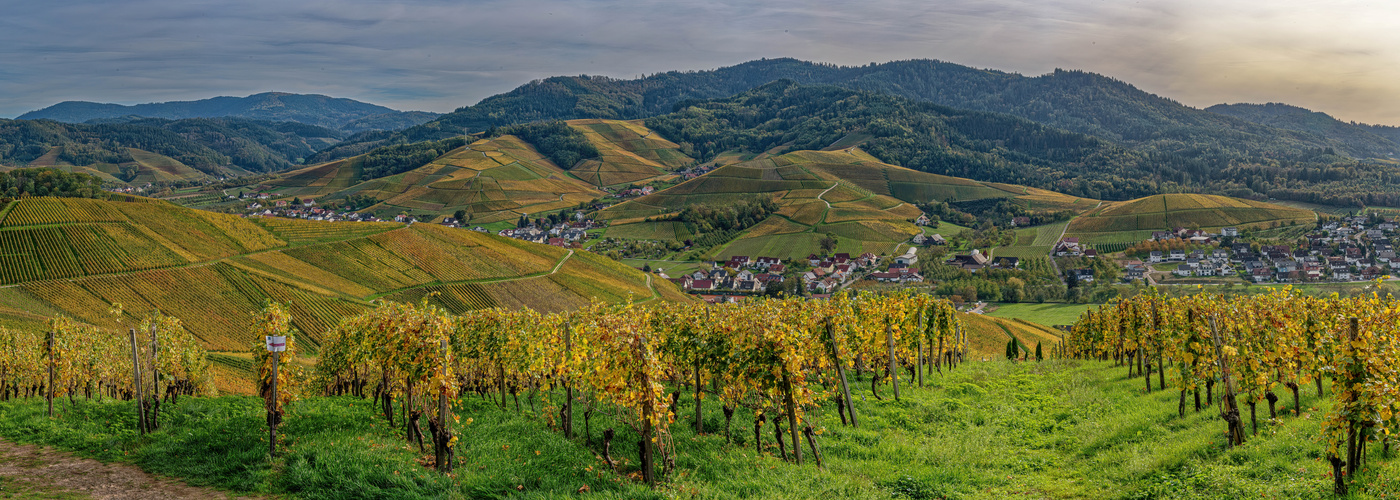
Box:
265;335;287;352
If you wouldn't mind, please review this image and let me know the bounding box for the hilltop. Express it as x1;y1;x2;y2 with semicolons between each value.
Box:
1064;193;1316;244
598;149;1094;260
19;92;439;133
0;196;684;391
1206;102;1400;158
263;134;603;224
309;58;1396;208
0;117;348;182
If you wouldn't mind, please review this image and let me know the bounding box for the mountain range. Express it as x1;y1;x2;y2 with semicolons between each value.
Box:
18;92;439;133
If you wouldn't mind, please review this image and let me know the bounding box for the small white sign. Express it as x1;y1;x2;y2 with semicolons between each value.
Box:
265;335;287;352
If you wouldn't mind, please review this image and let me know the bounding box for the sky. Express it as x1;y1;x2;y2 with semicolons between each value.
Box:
3;0;1399;125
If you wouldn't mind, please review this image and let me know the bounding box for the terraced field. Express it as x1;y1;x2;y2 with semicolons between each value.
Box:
0;196;690;365
1065;194;1315;243
598;149;1097;260
567;119;694;187
262;136;603;223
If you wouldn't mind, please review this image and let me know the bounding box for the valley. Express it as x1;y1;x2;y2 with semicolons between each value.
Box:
3;54;1400;500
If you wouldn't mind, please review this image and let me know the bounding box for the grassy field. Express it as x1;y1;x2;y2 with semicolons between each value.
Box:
0;196;686;388
984;303;1096;327
600;148;1096;261
567;119;694;187
0;359;1389;499
263;136;603;224
1066;194;1315;241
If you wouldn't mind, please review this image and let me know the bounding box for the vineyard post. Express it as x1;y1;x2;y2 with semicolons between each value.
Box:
1346;318;1361;478
916;309;924;387
563;322;573;440
128;328;147;434
1141;345;1150;393
1207;317;1245;447
886;321;899;402
149;322;159;431
435;338;453;473
694;357;703;434
269;350;280;457
46;329;54;417
637;329;656;488
781;370;803;465
825;320;857;427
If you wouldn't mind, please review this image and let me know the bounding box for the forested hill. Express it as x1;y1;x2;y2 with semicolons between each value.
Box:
311;58;1371;165
18;92;440;133
0;117;346;177
642;81;1400;205
1206;102;1400;158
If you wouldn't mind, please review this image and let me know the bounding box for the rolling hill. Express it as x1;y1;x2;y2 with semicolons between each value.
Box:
264;134;603;223
19;92;440;133
566;119;694;187
1206;102;1400;158
1064;194;1317;244
598;149;1095;260
310;58;1394;208
0;117;351;183
0;196;686;393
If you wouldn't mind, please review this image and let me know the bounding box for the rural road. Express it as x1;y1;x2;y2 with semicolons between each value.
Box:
0;438;255;499
817;183;838;208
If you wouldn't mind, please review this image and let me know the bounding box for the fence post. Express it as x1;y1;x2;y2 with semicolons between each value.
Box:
128;328;146;434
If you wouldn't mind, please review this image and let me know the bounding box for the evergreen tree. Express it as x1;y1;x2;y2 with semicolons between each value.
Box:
1035;342;1043;362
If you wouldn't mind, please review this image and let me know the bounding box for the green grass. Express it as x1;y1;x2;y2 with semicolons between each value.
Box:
618;258;704;277
984;303;1096;327
921;222;972;238
4;360;1398;498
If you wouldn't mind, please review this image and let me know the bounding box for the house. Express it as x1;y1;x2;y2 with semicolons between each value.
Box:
1363;266;1384;281
1174;264;1193;277
1222;227;1239;237
1251;268;1274;282
1123;267;1145;281
946;249;990;272
990;256;1020;269
1084;249;1098;258
911;234;926;246
894;248;919;266
688;279;714;291
1069;268;1095;283
1169;249;1186;261
1011;216;1031;227
926;234;947;246
915;214;931;226
1149;251;1163;263
1152;231;1175;241
1054;238;1082;256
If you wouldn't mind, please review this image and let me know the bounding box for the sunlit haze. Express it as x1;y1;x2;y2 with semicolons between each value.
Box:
2;0;1397;124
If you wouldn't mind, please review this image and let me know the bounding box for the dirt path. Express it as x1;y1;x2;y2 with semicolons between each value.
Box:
0;438;257;499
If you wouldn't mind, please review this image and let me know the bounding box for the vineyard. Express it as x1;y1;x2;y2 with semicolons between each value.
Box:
1062;286;1400;495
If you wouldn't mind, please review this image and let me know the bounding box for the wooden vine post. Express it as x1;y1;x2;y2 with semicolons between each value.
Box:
825;319;857;427
433;338;453;473
886;321;900;402
149;322;160;431
637;329;656;487
916;309;925;386
46;329;54;418
562;322;573;440
1207;317;1245;447
128;328;147;434
781;370;803;465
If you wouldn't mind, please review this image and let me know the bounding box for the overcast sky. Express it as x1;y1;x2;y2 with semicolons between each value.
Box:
3;0;1398;125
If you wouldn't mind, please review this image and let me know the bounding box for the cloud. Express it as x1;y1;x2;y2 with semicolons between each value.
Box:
2;0;1398;125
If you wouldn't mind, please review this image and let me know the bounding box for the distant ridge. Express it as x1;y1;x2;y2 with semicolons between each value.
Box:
19;92;440;132
1206;102;1400;158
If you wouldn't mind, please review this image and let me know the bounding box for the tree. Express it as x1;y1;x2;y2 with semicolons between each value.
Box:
453;209;467;223
1005;339;1017;361
1035;342;1043;362
292;197;302;206
819;235;838;254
